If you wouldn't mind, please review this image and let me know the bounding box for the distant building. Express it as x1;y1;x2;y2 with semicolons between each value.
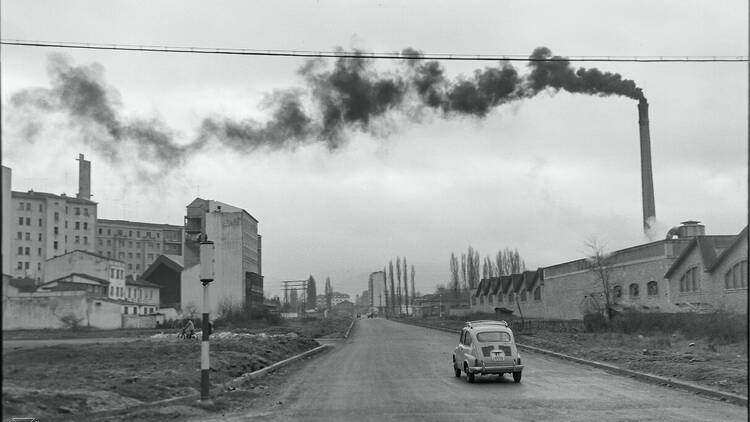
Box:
44;249;127;300
181;198;263;315
141;254;184;309
316;292;350;309
8;154;97;282
368;271;387;313
2;166;11;277
95;219;183;279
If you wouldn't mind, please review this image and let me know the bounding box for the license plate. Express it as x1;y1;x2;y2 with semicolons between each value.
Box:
491;351;505;361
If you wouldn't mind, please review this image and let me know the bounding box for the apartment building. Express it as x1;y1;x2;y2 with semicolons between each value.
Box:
95;219;183;279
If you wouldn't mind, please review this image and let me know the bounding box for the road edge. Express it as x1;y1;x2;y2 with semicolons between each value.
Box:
344;317;357;339
397;319;748;407
226;343;332;387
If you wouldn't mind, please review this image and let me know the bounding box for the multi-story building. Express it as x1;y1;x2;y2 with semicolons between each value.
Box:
2;166;11;277
181;198;263;315
368;271;387;313
8;154;97;282
95;219;183;279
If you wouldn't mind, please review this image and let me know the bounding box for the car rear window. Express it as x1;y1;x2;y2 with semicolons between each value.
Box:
476;331;511;342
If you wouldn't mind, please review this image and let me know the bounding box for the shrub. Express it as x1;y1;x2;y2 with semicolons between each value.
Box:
60;313;84;330
598;310;746;343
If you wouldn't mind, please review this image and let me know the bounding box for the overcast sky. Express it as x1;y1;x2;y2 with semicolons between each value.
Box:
2;0;747;298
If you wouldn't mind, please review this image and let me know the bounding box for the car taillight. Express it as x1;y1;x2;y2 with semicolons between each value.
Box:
517;357;522;365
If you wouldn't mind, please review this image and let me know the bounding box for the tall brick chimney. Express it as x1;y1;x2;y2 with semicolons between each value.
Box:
638;99;656;234
76;153;91;200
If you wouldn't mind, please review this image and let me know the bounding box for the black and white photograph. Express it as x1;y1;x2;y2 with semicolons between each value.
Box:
1;1;747;421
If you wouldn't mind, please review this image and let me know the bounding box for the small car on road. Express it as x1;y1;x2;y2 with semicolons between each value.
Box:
452;320;523;383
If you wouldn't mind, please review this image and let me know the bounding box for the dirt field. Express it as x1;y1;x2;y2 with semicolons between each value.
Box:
2;333;319;421
405;317;748;397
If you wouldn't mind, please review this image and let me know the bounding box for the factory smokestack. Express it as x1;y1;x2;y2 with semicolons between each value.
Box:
76;153;91;200
637;98;655;234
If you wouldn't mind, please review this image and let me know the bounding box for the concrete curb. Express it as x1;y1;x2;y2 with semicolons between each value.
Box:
226;343;332;387
398;320;748;406
344;317;356;339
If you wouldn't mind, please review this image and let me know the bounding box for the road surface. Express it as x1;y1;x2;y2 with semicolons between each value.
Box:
199;318;748;421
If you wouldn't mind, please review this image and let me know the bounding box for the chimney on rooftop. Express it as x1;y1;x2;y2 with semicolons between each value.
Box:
76;153;91;200
637;98;656;235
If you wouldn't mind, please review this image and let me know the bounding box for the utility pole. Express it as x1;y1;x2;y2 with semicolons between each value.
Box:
199;238;215;402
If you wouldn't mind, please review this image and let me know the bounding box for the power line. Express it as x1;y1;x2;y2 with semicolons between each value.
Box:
1;39;747;62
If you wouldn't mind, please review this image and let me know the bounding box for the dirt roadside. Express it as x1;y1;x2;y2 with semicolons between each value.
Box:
2;317;354;421
403;317;748;398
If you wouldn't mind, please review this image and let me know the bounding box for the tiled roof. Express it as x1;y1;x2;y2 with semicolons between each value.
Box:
664;235;738;279
9;277;39;292
46;273;111;285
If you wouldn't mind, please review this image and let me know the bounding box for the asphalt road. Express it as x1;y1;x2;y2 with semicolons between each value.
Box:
203;318;748;422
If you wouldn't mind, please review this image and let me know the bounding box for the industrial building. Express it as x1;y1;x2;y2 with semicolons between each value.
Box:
180;198;263;316
470;221;748;318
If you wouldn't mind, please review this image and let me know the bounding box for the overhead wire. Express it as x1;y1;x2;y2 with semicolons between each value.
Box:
1;39;748;62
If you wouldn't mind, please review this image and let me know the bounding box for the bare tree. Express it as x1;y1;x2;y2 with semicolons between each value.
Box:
410;264;415;306
383;265;389;315
467;246;480;289
449;253;460;298
403;256;409;314
324;277;333;311
396;256;402;313
306;275;317;310
585;238;614;321
388;260;396;315
460;253;467;299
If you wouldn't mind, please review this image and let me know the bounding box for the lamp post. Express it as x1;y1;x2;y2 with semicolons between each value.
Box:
199;238;214;402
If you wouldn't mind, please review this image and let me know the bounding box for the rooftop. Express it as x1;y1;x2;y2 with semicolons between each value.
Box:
97;219;182;230
12;190;97;205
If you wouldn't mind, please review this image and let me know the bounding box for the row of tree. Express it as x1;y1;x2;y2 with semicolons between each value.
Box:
446;246;526;299
382;256;415;315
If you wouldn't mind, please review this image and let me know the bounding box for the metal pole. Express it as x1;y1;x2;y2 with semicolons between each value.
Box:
198;239;214;402
201;281;210;401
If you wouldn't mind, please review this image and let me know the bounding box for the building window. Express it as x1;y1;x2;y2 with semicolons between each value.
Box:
136;264;140;270
65;206;68;214
39;204;43;212
129;230;133;237
18;202;24;210
75;207;81;216
629;283;639;297
18;217;23;225
725;261;748;289
107;239;111;246
680;267;700;292
136;231;140;238
38;218;42;227
64;221;68;229
75;236;80;244
107;229;111;235
83;222;88;230
38;248;42;256
124;307;128;315
98;239;103;246
83;208;89;216
647;281;658;296
107;251;111;257
128;252;133;259
119;252;125;259
17;261;22;270
156;233;160;239
75;222;80;230
38;233;42;241
55;212;60;222
24;247;30;255
25;217;30;225
488;294;494;305
24;262;29;270
148;253;154;260
534;286;542;301
53;241;58;249
25;203;31;211
17;232;22;240
520;290;527;302
83;236;88;244
25;233;30;241
118;230;123;236
98;228;102;234
146;231;151;238
136;253;140;259
119;239;124;246
613;285;622;298
17;247;23;255
128;263;133;270
129;241;133;248
38;262;41;271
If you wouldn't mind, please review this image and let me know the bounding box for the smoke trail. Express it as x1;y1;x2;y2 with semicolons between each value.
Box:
6;47;644;170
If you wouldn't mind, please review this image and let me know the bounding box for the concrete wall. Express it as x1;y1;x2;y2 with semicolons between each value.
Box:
122;314;157;329
2;291;122;330
711;241;748;313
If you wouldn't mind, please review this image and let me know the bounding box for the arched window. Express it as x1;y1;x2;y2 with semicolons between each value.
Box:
533;286;542;301
680;267;700;292
497;293;503;303
520;290;527;302
613;285;622;299
647;281;658;296
488;294;494;305
508;292;515;303
629;283;639;297
725;261;748;289
479;295;484;305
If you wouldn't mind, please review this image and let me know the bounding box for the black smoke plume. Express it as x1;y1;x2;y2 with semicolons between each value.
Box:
7;47;644;170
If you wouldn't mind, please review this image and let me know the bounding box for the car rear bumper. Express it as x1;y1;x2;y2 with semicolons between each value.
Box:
467;364;524;375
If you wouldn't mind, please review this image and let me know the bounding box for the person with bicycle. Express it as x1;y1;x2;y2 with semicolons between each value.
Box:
180;319;195;339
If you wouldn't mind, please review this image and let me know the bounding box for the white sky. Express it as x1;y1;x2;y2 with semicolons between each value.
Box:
2;0;747;298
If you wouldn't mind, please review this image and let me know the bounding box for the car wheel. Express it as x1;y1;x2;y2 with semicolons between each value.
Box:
464;364;475;383
513;371;522;383
454;364;461;377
